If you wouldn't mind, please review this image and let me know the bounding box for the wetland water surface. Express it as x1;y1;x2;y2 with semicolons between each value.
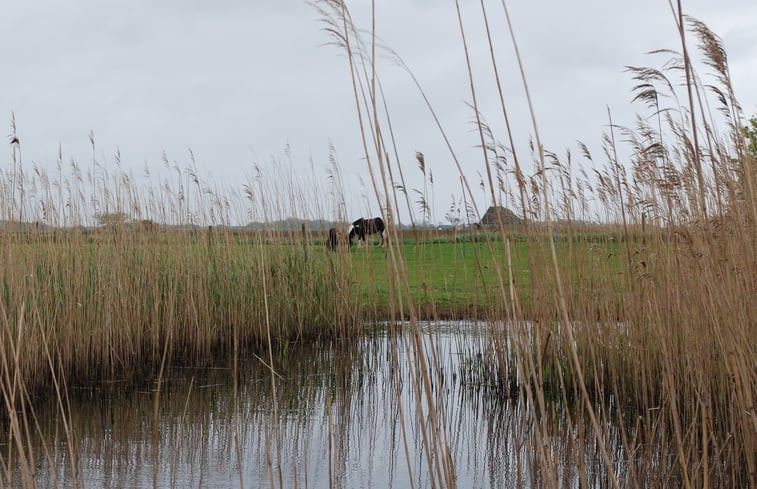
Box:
8;322;619;488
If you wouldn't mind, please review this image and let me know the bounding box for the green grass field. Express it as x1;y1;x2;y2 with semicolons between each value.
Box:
328;232;625;320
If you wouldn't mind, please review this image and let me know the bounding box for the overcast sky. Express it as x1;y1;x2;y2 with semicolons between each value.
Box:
2;0;756;225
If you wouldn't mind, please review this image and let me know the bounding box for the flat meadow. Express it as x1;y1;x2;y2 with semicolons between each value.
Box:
345;228;626;320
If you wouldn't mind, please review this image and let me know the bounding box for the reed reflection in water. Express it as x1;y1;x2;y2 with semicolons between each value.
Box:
8;322;620;489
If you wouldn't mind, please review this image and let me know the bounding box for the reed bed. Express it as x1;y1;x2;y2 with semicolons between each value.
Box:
318;0;756;487
1;229;359;386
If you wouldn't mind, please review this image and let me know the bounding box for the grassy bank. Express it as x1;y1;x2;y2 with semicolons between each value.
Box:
0;224;626;392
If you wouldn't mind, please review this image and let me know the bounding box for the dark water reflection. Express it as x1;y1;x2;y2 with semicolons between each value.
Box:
6;322;621;488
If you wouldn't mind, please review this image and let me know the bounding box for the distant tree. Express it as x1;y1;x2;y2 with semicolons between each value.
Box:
137;219;159;232
745;116;757;158
96;212;129;227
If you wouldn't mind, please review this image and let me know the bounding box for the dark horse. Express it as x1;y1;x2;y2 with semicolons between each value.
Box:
348;217;386;247
327;227;340;251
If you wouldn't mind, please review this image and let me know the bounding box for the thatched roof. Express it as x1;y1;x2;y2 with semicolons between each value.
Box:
479;206;523;227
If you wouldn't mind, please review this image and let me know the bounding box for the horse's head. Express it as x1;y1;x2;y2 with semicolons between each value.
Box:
347;224;359;246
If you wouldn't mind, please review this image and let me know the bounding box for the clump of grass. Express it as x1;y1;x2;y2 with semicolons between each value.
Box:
468;7;756;488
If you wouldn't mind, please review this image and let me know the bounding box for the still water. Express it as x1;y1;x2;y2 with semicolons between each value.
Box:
6;322;619;488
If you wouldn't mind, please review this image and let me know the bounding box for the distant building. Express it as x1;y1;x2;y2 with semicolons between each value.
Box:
479;206;523;228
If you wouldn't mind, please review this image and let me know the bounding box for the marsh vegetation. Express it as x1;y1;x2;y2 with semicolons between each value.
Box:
2;1;756;488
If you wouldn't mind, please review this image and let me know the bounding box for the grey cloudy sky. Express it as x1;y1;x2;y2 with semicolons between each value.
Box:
2;0;756;225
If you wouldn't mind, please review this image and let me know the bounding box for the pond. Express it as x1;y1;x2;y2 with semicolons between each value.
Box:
4;322;622;488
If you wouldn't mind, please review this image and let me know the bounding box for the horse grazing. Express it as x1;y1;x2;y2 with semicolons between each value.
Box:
348;217;386;247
